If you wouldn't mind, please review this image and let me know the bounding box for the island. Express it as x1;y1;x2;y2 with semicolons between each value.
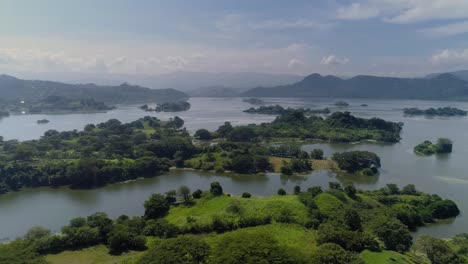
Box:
36;119;50;124
242;97;264;105
404;107;467;116
2;182;462;264
216;111;403;143
140;101;191;112
243;105;331;115
9;96;115;114
414;138;453;155
335;101;349;107
332;151;380;175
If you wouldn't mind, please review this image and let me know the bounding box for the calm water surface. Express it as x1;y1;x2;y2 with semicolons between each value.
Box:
0;97;468;240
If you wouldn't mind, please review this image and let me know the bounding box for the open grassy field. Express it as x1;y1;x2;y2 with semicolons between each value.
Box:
46;245;143;264
361;250;429;264
166;194;310;226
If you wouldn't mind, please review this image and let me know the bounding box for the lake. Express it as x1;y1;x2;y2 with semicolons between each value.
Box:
1;97;468;240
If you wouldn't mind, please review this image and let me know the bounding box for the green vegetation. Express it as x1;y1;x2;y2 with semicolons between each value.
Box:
141;101;191;112
0;182;461;264
10;96;114;114
335;101;349;107
242;98;264;105
0;116;195;194
243;105;330;115
404;107;467;116
217;111;403;143
414;138;453;155
37;119;50;124
332;151;381;175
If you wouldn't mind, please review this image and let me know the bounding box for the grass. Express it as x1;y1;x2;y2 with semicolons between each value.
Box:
166;194;309;226
204;223;317;259
361;250;429;264
269;156;337;173
45;245;144;264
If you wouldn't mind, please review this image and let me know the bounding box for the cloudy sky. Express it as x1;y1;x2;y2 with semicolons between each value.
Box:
1;0;468;77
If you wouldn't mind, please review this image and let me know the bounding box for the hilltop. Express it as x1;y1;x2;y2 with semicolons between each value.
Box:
242;73;468;100
0;74;188;103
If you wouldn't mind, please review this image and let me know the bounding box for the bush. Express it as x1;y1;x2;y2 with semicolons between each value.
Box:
108;226;146;254
277;188;287;195
310;148;324;160
144;193;170;219
192;189;203;199
241;192;252;198
210;182;223;196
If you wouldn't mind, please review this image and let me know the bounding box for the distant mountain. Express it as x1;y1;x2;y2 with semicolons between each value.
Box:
426;70;468;82
14;71;304;91
0;75;188;103
242;73;468;100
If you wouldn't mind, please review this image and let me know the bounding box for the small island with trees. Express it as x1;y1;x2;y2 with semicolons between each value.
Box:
404;107;467;117
243;105;331;115
36;119;50;124
242;98;264;105
334;101;350;107
414;138;453;156
140;101;191;112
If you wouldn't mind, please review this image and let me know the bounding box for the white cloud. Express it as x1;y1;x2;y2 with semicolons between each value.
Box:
336;3;380;20
431;48;468;65
335;1;468;24
421;21;468;37
287;58;304;69
216;14;331;32
321;55;349;66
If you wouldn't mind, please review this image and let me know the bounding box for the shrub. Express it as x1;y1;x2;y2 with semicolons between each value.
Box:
241;192;252;198
277;188;287;195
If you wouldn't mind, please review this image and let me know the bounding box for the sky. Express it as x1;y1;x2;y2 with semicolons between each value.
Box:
1;0;468;77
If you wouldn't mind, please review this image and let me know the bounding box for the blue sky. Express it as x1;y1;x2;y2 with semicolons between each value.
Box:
1;0;468;77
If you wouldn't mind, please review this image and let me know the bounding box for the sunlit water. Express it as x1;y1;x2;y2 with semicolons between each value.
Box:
1;97;468;240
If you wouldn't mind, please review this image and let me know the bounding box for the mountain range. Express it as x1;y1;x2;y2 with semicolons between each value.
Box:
242;73;468;100
0;74;188;103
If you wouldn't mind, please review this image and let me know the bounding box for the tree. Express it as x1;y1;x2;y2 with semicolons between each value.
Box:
168;116;184;129
371;217;412;251
210;182;223;196
216;122;233;137
178;185;192;204
144;194;170;219
344;209;362;231
310;148;324;160
87;212;113;241
311;243;364;264
401;184;417;195
230;155;255;174
108;225;146;254
437;138;453;153
137;236;210;264
23;227;51;241
294;185;301;195
192;189;203;199
242;192;251;198
344;185;357;199
332;151;381;174
413;235;462;264
277;188;286;195
194;129;212;140
13;144;35;161
228;127;257;142
429;199;460;219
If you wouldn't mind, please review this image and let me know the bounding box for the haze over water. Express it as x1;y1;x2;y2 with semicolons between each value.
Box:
1;97;467;240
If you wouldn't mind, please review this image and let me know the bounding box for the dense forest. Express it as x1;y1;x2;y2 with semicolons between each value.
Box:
0;111;401;194
404;107;467;116
0;182;462;264
5;96;115;114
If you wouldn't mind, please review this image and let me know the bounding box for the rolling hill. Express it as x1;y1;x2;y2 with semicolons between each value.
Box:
242;73;468;100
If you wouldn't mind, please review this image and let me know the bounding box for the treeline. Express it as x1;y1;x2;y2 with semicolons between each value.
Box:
0;116;195;193
404;107;467;116
1;182;462;264
140;101;191;112
243;105;330;115
201;111;403;143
